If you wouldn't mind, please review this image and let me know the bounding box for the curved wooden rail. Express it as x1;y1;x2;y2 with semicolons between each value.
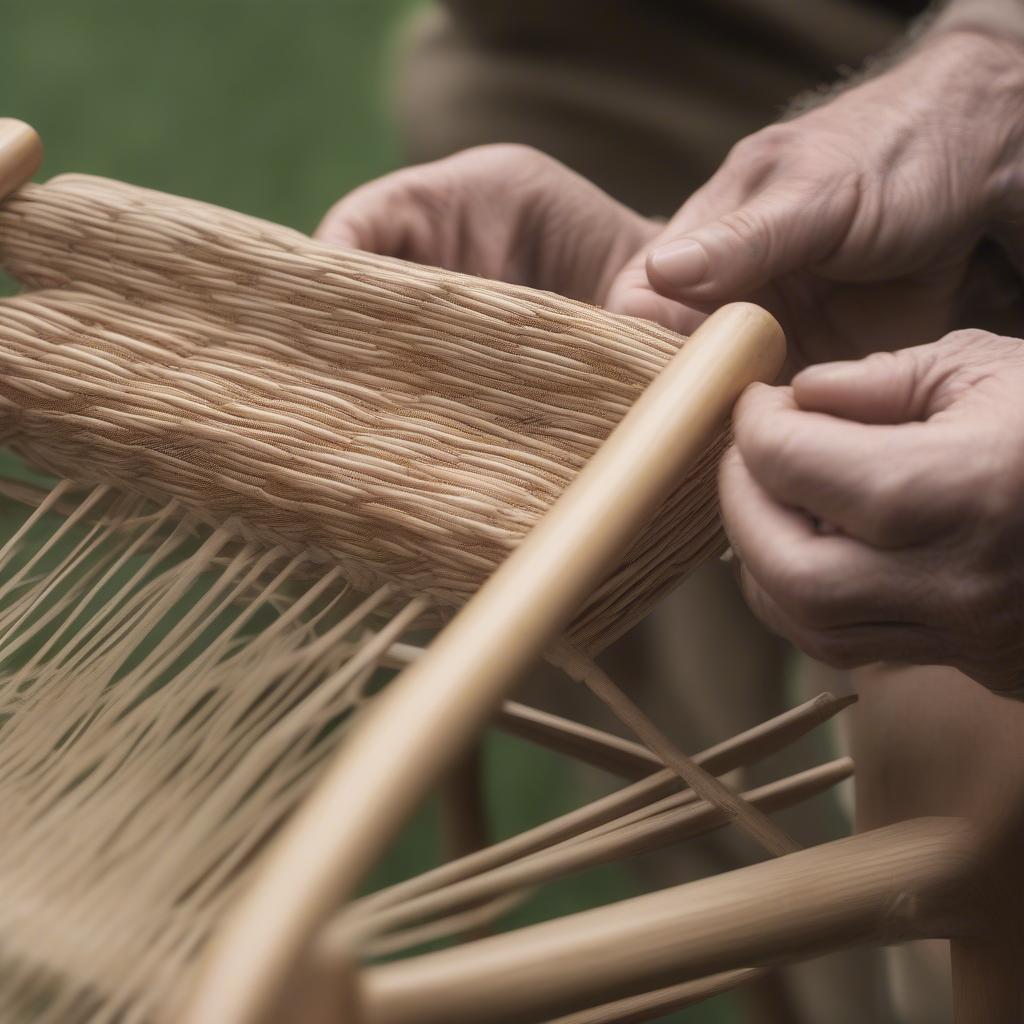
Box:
182;303;786;1023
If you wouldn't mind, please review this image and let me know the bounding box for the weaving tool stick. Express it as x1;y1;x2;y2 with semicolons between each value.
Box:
0;116;988;1024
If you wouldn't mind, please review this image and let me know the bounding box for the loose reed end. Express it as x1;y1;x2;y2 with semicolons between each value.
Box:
0;119;43;203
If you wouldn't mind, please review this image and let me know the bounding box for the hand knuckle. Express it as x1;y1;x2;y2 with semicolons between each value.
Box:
717;206;773;257
939;328;997;352
736;404;793;474
957;572;1011;633
783;568;848;630
472;142;545;166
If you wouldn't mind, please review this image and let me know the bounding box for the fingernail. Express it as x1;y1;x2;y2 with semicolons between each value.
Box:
648;239;709;287
796;362;862;388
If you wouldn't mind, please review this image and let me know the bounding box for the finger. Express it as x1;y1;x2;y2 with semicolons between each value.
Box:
733;383;961;547
719;445;935;628
315;168;443;259
603;185;728;331
603;257;707;334
736;561;946;669
644;176;857;306
792;348;941;424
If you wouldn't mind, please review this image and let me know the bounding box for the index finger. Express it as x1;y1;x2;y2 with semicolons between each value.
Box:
733;383;962;547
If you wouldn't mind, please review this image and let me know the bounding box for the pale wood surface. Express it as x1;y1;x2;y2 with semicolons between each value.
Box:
360;818;975;1024
334;691;854;930
546;969;762;1024
182;303;786;1023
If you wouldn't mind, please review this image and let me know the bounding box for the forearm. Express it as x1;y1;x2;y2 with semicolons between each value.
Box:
930;0;1024;46
783;2;1024;215
786;0;1024;118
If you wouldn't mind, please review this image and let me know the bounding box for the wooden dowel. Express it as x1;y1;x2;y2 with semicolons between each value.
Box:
340;691;854;927
384;644;662;779
185;304;786;1023
545;968;762;1024
496;700;661;779
559;649;800;857
364;892;527;959
360;818;975;1024
387;642;855;784
350;758;853;944
0;119;42;204
697;691;856;776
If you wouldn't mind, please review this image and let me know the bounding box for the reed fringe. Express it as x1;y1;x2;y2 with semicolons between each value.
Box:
0;483;426;1022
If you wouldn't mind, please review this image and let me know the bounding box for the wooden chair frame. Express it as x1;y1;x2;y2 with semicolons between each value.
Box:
0;119;1007;1024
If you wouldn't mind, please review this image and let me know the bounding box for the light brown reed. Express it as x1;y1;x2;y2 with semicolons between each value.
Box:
0;175;727;651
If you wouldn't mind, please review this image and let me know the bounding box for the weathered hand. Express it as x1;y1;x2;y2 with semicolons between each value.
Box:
315;143;659;303
720;328;1024;693
606;29;1024;371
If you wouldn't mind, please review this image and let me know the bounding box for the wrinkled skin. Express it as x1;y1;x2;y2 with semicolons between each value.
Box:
721;329;1024;694
316;143;659;303
607;28;1024;372
319;30;1024;376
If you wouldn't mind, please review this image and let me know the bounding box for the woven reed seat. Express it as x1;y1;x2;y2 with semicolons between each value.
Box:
0;174;726;650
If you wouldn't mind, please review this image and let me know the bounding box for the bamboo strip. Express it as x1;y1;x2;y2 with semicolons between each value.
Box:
557;649;799;856
344;758;852;946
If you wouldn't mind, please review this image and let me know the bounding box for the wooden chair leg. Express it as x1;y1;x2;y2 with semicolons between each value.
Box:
439;743;489;863
357;819;974;1024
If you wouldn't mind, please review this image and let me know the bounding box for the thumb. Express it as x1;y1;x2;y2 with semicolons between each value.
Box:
645;180;854;305
792;348;936;424
603;256;707;335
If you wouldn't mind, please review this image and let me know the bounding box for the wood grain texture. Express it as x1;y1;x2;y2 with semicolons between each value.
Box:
361;818;975;1024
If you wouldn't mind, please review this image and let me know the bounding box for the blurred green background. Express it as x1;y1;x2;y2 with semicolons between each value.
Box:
0;3;743;1020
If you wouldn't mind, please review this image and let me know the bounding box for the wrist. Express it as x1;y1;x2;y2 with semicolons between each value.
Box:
927;0;1024;52
911;28;1024;217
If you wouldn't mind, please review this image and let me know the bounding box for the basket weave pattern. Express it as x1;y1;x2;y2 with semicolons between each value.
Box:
0;176;725;649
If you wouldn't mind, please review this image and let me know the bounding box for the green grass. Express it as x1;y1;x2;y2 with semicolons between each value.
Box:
0;3;739;1019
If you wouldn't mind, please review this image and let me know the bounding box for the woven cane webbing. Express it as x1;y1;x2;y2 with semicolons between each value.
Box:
0;175;726;650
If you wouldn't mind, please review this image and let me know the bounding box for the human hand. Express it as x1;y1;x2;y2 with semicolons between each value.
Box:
719;328;1024;694
606;29;1024;372
315;144;659;303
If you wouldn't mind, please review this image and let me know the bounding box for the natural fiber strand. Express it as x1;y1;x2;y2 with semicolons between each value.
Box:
0;171;804;1020
349;758;853;951
0;484;428;1023
329;693;854;942
553;648;801;857
0;174;728;650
